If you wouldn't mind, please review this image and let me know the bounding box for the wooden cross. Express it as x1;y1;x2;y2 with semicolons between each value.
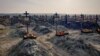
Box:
24;11;29;17
24;11;29;34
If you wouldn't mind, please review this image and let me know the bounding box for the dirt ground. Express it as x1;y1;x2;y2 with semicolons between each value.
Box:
0;37;22;56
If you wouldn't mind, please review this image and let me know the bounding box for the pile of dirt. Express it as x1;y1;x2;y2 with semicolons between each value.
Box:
9;39;51;56
0;37;22;56
8;29;26;38
33;25;52;35
49;33;100;56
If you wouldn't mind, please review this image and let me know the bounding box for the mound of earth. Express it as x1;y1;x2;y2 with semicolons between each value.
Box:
9;39;51;56
49;33;100;56
33;25;52;35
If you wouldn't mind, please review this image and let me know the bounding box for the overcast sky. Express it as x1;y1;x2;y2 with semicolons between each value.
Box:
0;0;100;14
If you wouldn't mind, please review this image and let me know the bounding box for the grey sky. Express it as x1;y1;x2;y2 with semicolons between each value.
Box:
0;0;100;14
